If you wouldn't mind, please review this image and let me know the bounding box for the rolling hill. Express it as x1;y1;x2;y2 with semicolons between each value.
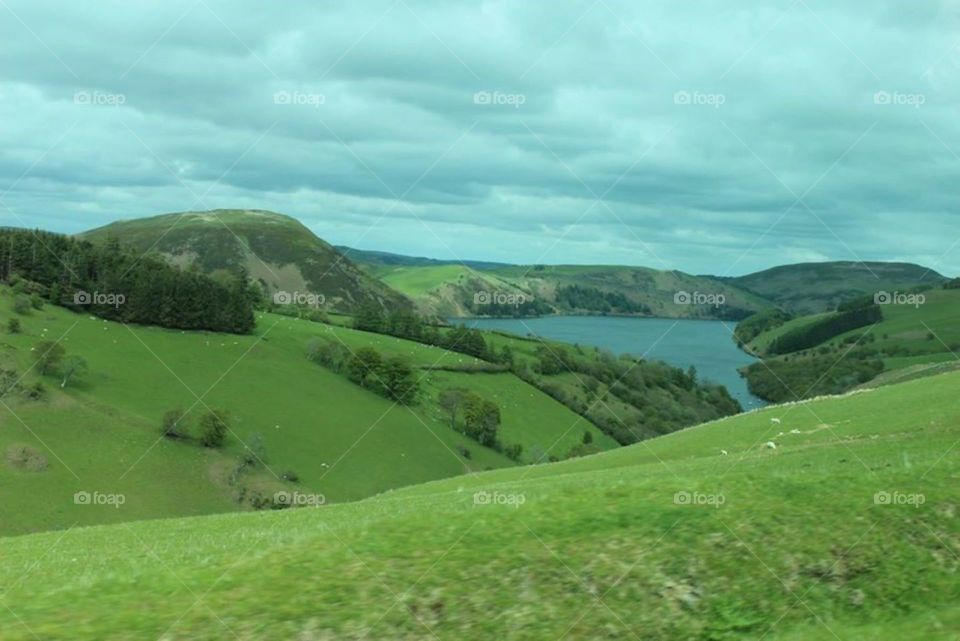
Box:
342;247;946;320
1;366;957;639
724;261;946;315
81;210;410;314
0;286;619;537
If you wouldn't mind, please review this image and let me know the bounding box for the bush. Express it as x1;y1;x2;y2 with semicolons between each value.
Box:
198;409;230;448
13;295;32;315
7;318;21;334
160;408;187;438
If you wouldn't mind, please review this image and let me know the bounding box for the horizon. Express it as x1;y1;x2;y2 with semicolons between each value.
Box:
2;1;959;276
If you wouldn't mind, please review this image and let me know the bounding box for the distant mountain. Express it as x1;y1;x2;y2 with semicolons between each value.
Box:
722;261;947;315
344;246;949;319
336;246;510;270
347;254;771;320
81;210;410;313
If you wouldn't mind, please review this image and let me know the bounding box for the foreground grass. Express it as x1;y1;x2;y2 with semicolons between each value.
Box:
1;371;957;639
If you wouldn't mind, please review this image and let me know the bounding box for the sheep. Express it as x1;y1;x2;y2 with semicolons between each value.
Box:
771;418;782;425
720;449;728;456
765;441;777;450
790;429;801;434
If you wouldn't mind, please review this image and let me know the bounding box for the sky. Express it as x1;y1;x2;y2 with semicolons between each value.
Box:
1;0;958;276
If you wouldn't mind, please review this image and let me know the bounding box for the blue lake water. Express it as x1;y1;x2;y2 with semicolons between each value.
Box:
459;315;766;411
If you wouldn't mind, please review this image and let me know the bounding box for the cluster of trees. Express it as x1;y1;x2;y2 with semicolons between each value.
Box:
555;284;651;315
160;407;232;448
744;352;884;403
0;229;258;333
438;388;521;460
767;303;882;355
307;340;420;404
734;308;792;346
945;278;960;289
353;303;499;360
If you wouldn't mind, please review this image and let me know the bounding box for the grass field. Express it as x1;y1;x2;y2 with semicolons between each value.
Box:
0;368;957;639
0;291;612;536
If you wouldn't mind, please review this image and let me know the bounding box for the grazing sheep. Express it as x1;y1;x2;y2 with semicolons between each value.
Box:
771;418;781;425
720;449;728;456
765;441;777;450
790;429;801;434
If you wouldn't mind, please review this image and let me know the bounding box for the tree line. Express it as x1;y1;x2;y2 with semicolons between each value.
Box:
767;303;882;355
0;229;257;333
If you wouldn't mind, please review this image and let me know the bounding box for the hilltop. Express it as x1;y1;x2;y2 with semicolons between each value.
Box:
81;210;410;314
724;260;946;315
1;367;957;639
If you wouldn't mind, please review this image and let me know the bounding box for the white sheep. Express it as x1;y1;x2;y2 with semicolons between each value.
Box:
765;441;777;450
771;418;781;425
720;449;728;456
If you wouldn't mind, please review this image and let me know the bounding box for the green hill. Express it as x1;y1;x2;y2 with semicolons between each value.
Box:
726;261;946;315
1;368;957;639
0;288;619;537
353;259;770;320
81;210;410;314
739;285;960;402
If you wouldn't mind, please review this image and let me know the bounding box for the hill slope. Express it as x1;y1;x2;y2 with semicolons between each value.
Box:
81;210;410;313
725;260;946;315
0;289;617;537
355;260;770;320
1;370;957;639
738;284;960;402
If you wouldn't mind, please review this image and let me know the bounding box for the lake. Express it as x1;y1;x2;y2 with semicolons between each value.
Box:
459;315;766;410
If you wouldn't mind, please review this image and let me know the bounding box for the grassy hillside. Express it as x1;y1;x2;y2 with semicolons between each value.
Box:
0;289;615;537
739;286;960;402
726;261;946;315
81;210;410;314
1;369;957;639
354;260;770;320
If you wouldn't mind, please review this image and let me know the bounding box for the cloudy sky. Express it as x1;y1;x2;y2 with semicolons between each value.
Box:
1;0;958;276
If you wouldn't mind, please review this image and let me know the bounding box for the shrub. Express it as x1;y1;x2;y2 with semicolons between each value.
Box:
199;409;230;448
7;318;21;334
160;408;187;438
